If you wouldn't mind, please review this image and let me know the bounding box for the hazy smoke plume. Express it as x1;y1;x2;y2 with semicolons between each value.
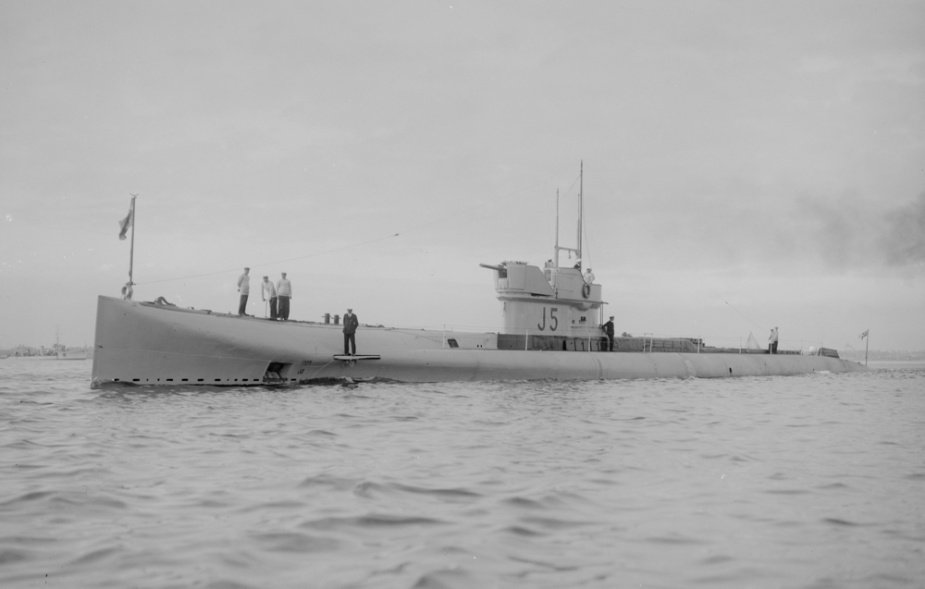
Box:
796;191;925;273
878;192;925;268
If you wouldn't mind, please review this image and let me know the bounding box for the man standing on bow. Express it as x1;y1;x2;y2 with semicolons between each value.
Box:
276;272;292;320
237;267;250;316
343;308;359;356
261;275;277;320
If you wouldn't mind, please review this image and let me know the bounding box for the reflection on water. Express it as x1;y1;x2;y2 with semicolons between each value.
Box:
1;358;924;588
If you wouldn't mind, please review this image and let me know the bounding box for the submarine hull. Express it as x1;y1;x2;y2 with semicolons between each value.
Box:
91;296;866;387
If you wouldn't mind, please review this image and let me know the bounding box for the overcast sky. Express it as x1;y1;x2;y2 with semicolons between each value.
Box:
2;1;924;352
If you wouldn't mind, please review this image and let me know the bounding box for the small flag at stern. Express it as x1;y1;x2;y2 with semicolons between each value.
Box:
859;329;869;339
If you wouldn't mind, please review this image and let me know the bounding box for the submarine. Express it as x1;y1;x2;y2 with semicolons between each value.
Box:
90;166;865;387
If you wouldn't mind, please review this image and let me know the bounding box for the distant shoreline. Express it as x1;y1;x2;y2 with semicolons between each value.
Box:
839;351;925;363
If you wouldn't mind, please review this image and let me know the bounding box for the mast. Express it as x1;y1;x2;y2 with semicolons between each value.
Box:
578;160;583;260
553;162;585;267
554;189;560;266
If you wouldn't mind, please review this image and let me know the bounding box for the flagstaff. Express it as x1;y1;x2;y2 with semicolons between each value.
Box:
860;329;870;366
129;194;137;287
864;330;869;366
118;195;137;300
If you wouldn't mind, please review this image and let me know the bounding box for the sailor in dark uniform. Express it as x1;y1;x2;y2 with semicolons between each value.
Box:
602;316;615;351
343;308;359;355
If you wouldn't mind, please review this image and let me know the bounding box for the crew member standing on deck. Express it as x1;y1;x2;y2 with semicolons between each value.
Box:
261;276;277;320
276;272;292;320
584;267;595;284
343;308;359;355
237;267;250;316
602;316;615;351
768;326;779;354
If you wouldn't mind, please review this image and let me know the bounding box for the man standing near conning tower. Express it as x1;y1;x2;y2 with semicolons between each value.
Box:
276;272;292;320
768;326;779;354
602;316;615;351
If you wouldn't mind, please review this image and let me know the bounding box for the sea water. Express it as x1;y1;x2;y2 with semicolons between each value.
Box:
1;358;923;589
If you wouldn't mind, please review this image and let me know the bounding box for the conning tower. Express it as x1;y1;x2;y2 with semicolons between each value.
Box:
481;162;606;350
481;261;603;342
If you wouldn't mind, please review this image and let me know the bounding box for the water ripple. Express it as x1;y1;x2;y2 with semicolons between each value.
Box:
1;358;923;588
